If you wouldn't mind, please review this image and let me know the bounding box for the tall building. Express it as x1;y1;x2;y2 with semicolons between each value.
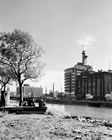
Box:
64;50;92;95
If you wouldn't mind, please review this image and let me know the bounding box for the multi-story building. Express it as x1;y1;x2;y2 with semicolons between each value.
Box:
64;67;75;94
16;84;43;97
64;50;112;101
64;50;93;95
75;71;112;101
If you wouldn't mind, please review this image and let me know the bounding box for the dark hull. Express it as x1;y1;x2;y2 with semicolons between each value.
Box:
87;101;101;107
45;98;87;105
45;98;112;108
0;106;47;114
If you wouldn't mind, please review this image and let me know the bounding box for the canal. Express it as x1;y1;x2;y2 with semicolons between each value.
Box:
47;103;112;121
10;100;112;121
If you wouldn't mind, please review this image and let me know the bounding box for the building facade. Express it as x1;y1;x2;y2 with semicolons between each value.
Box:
16;85;43;97
64;67;75;94
64;50;92;94
75;71;112;100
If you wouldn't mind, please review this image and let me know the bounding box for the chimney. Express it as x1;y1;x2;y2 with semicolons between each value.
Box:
53;83;54;93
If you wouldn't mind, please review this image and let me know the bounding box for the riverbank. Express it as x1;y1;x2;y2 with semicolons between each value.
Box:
0;110;112;140
45;98;112;108
10;96;112;108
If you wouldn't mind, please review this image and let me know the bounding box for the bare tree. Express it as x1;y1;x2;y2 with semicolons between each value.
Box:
0;65;14;107
0;29;44;106
0;66;13;92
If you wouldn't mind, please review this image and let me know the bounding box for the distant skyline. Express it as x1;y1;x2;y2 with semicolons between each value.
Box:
1;0;112;92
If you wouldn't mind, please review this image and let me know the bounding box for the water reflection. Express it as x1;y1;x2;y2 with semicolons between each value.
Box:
47;104;65;112
47;104;112;121
46;104;68;116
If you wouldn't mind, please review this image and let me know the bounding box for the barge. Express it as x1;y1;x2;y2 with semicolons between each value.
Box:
45;98;112;108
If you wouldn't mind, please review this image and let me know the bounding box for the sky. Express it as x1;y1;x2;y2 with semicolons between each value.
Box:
0;0;112;92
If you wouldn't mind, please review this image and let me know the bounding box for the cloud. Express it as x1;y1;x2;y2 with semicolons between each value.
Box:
77;35;96;49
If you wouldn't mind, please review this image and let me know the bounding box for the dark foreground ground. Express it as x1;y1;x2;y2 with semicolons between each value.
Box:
0;110;112;140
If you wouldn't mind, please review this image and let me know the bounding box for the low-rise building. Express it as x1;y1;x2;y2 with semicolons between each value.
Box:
16;85;43;97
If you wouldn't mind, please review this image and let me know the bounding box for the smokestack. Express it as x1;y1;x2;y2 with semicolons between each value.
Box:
45;87;47;94
53;83;54;93
82;50;88;65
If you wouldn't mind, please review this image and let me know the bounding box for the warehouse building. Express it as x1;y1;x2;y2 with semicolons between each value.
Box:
75;71;112;101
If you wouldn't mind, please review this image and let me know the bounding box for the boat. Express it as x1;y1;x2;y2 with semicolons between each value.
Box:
86;101;101;107
0;106;47;114
45;97;103;107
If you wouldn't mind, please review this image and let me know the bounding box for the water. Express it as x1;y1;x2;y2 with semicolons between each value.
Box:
10;100;112;121
46;104;112;121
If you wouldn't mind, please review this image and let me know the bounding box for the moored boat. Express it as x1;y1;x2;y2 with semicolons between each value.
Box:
86;101;101;107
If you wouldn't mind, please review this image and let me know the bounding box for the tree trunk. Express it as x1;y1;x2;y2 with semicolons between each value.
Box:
0;91;5;107
19;83;23;106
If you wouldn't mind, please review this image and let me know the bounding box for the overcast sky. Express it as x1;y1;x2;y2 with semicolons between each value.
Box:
1;0;112;92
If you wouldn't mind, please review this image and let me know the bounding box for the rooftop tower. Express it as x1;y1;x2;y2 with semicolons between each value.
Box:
82;50;88;65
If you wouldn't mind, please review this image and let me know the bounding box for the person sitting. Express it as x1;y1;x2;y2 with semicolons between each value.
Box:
27;98;35;107
23;100;27;106
38;97;45;109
